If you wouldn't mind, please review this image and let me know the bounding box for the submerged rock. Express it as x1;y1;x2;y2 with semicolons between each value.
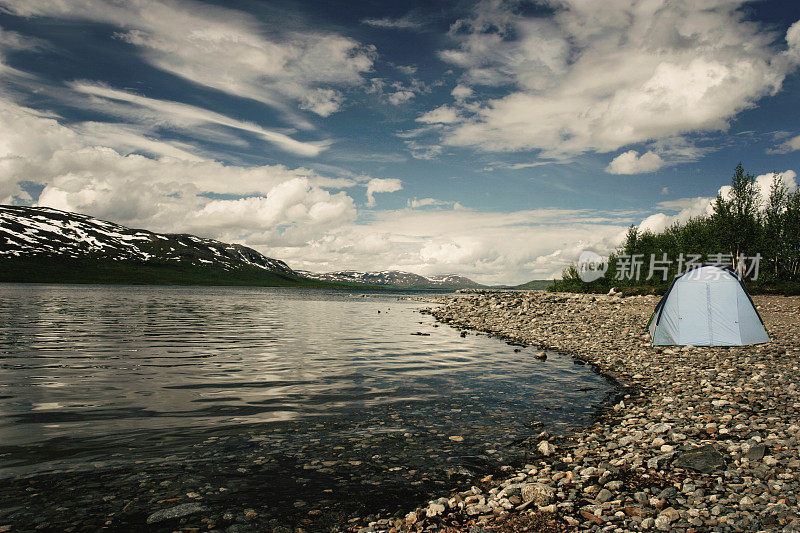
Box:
146;503;206;524
673;444;725;473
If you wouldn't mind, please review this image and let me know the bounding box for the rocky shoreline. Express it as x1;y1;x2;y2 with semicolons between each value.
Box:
360;291;800;532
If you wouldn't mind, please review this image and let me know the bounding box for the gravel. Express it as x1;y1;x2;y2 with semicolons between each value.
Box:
376;290;800;532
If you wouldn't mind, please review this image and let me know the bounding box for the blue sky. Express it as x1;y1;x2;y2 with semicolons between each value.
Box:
0;0;799;283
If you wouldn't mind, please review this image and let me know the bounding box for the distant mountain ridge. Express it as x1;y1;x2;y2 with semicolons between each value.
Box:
0;206;481;289
0;205;294;273
0;205;316;286
297;270;484;289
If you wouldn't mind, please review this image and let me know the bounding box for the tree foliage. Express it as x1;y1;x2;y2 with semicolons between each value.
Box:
551;163;800;295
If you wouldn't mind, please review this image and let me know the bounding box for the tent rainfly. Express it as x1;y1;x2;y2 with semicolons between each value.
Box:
648;264;769;346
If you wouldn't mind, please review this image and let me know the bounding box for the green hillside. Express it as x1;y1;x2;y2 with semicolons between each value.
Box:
511;279;554;290
0;256;343;287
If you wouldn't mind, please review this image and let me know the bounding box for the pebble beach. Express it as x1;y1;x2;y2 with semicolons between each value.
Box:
370;291;800;532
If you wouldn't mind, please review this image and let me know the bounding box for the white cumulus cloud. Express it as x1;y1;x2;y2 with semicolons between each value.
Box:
754;170;798;205
0;94;356;245
606;150;665;174
638;170;798;234
365;178;402;207
433;0;799;161
451;85;474;101
276;206;635;283
417;105;461;124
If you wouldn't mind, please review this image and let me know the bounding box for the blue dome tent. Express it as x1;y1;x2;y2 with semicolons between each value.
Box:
648;264;769;346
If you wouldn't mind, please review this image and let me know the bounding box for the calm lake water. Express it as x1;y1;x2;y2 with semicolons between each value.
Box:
0;284;616;530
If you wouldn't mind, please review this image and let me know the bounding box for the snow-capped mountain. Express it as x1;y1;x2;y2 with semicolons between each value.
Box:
296;269;483;289
0;205;483;289
0;205;294;274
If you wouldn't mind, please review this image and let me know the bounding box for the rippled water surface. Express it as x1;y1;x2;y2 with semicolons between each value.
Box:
0;284;615;530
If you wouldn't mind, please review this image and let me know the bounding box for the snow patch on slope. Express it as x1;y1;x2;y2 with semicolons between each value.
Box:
0;205;294;274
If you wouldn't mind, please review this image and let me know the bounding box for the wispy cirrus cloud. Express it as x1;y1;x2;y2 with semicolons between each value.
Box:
0;0;376;122
407;197;461;209
68;82;329;157
361;15;423;30
0;26;44;52
768;133;800;154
